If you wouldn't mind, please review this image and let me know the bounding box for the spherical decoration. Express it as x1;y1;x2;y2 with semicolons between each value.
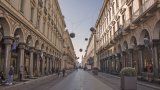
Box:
79;49;83;52
70;33;75;38
85;38;88;41
90;27;95;32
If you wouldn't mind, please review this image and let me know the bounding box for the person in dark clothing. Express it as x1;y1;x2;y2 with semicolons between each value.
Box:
0;71;5;84
56;69;60;77
62;69;66;77
7;66;14;85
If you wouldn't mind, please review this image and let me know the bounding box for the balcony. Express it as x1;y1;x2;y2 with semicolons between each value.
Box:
123;19;131;32
114;27;123;40
132;0;159;23
110;36;116;45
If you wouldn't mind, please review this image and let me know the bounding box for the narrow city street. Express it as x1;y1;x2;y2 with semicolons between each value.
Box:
1;69;160;90
51;70;113;90
11;70;113;90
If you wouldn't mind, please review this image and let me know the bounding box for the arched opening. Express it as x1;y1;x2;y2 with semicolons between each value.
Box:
111;47;117;74
44;47;48;74
24;35;33;78
34;40;43;75
0;17;11;74
122;41;129;67
11;28;24;79
117;44;122;72
130;36;139;74
139;29;153;80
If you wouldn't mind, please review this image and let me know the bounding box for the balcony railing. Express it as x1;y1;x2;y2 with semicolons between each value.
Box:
132;0;158;22
114;27;123;40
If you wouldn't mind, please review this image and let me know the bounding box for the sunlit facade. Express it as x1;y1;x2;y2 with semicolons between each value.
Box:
0;0;66;80
95;0;160;81
83;34;94;69
62;30;76;70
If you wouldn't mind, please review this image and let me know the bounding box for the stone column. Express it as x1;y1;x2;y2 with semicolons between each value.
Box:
36;50;41;76
152;40;159;78
53;56;55;73
51;55;53;73
49;55;52;74
122;51;126;68
3;37;13;78
113;55;116;73
46;54;49;74
29;47;34;78
55;58;57;70
104;59;107;73
128;49;133;67
137;45;144;75
41;52;45;75
59;60;61;70
18;43;25;80
117;53;121;72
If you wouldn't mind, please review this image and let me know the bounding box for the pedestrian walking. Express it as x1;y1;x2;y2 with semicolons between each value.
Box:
62;69;66;77
56;69;60;77
0;71;5;85
6;66;14;85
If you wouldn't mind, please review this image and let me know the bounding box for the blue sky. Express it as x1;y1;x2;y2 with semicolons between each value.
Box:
58;0;104;63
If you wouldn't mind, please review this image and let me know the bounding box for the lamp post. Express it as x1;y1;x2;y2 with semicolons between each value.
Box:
90;27;98;69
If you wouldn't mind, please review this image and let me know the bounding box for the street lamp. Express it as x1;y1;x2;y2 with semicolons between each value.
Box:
90;27;98;69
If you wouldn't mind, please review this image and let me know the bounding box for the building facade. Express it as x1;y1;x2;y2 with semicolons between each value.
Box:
95;0;160;81
0;0;66;80
62;30;76;70
83;34;94;69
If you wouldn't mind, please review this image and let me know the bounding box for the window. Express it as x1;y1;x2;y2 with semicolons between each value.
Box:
113;26;115;36
43;22;45;34
122;15;125;25
37;16;40;30
129;6;132;19
117;21;120;29
20;0;25;13
112;4;115;15
31;7;34;22
116;0;119;8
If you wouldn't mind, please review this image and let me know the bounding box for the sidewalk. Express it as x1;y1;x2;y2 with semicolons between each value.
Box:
0;70;75;90
95;72;160;90
0;74;57;90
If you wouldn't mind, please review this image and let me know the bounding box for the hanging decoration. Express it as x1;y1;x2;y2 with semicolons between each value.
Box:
79;48;83;52
70;33;75;38
85;38;88;41
85;50;87;52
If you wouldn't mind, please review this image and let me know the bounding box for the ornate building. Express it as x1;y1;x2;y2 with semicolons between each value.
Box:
83;34;94;69
94;0;160;81
0;0;66;80
62;30;76;70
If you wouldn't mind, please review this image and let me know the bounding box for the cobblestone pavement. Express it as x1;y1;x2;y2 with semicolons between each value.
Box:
92;72;160;90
